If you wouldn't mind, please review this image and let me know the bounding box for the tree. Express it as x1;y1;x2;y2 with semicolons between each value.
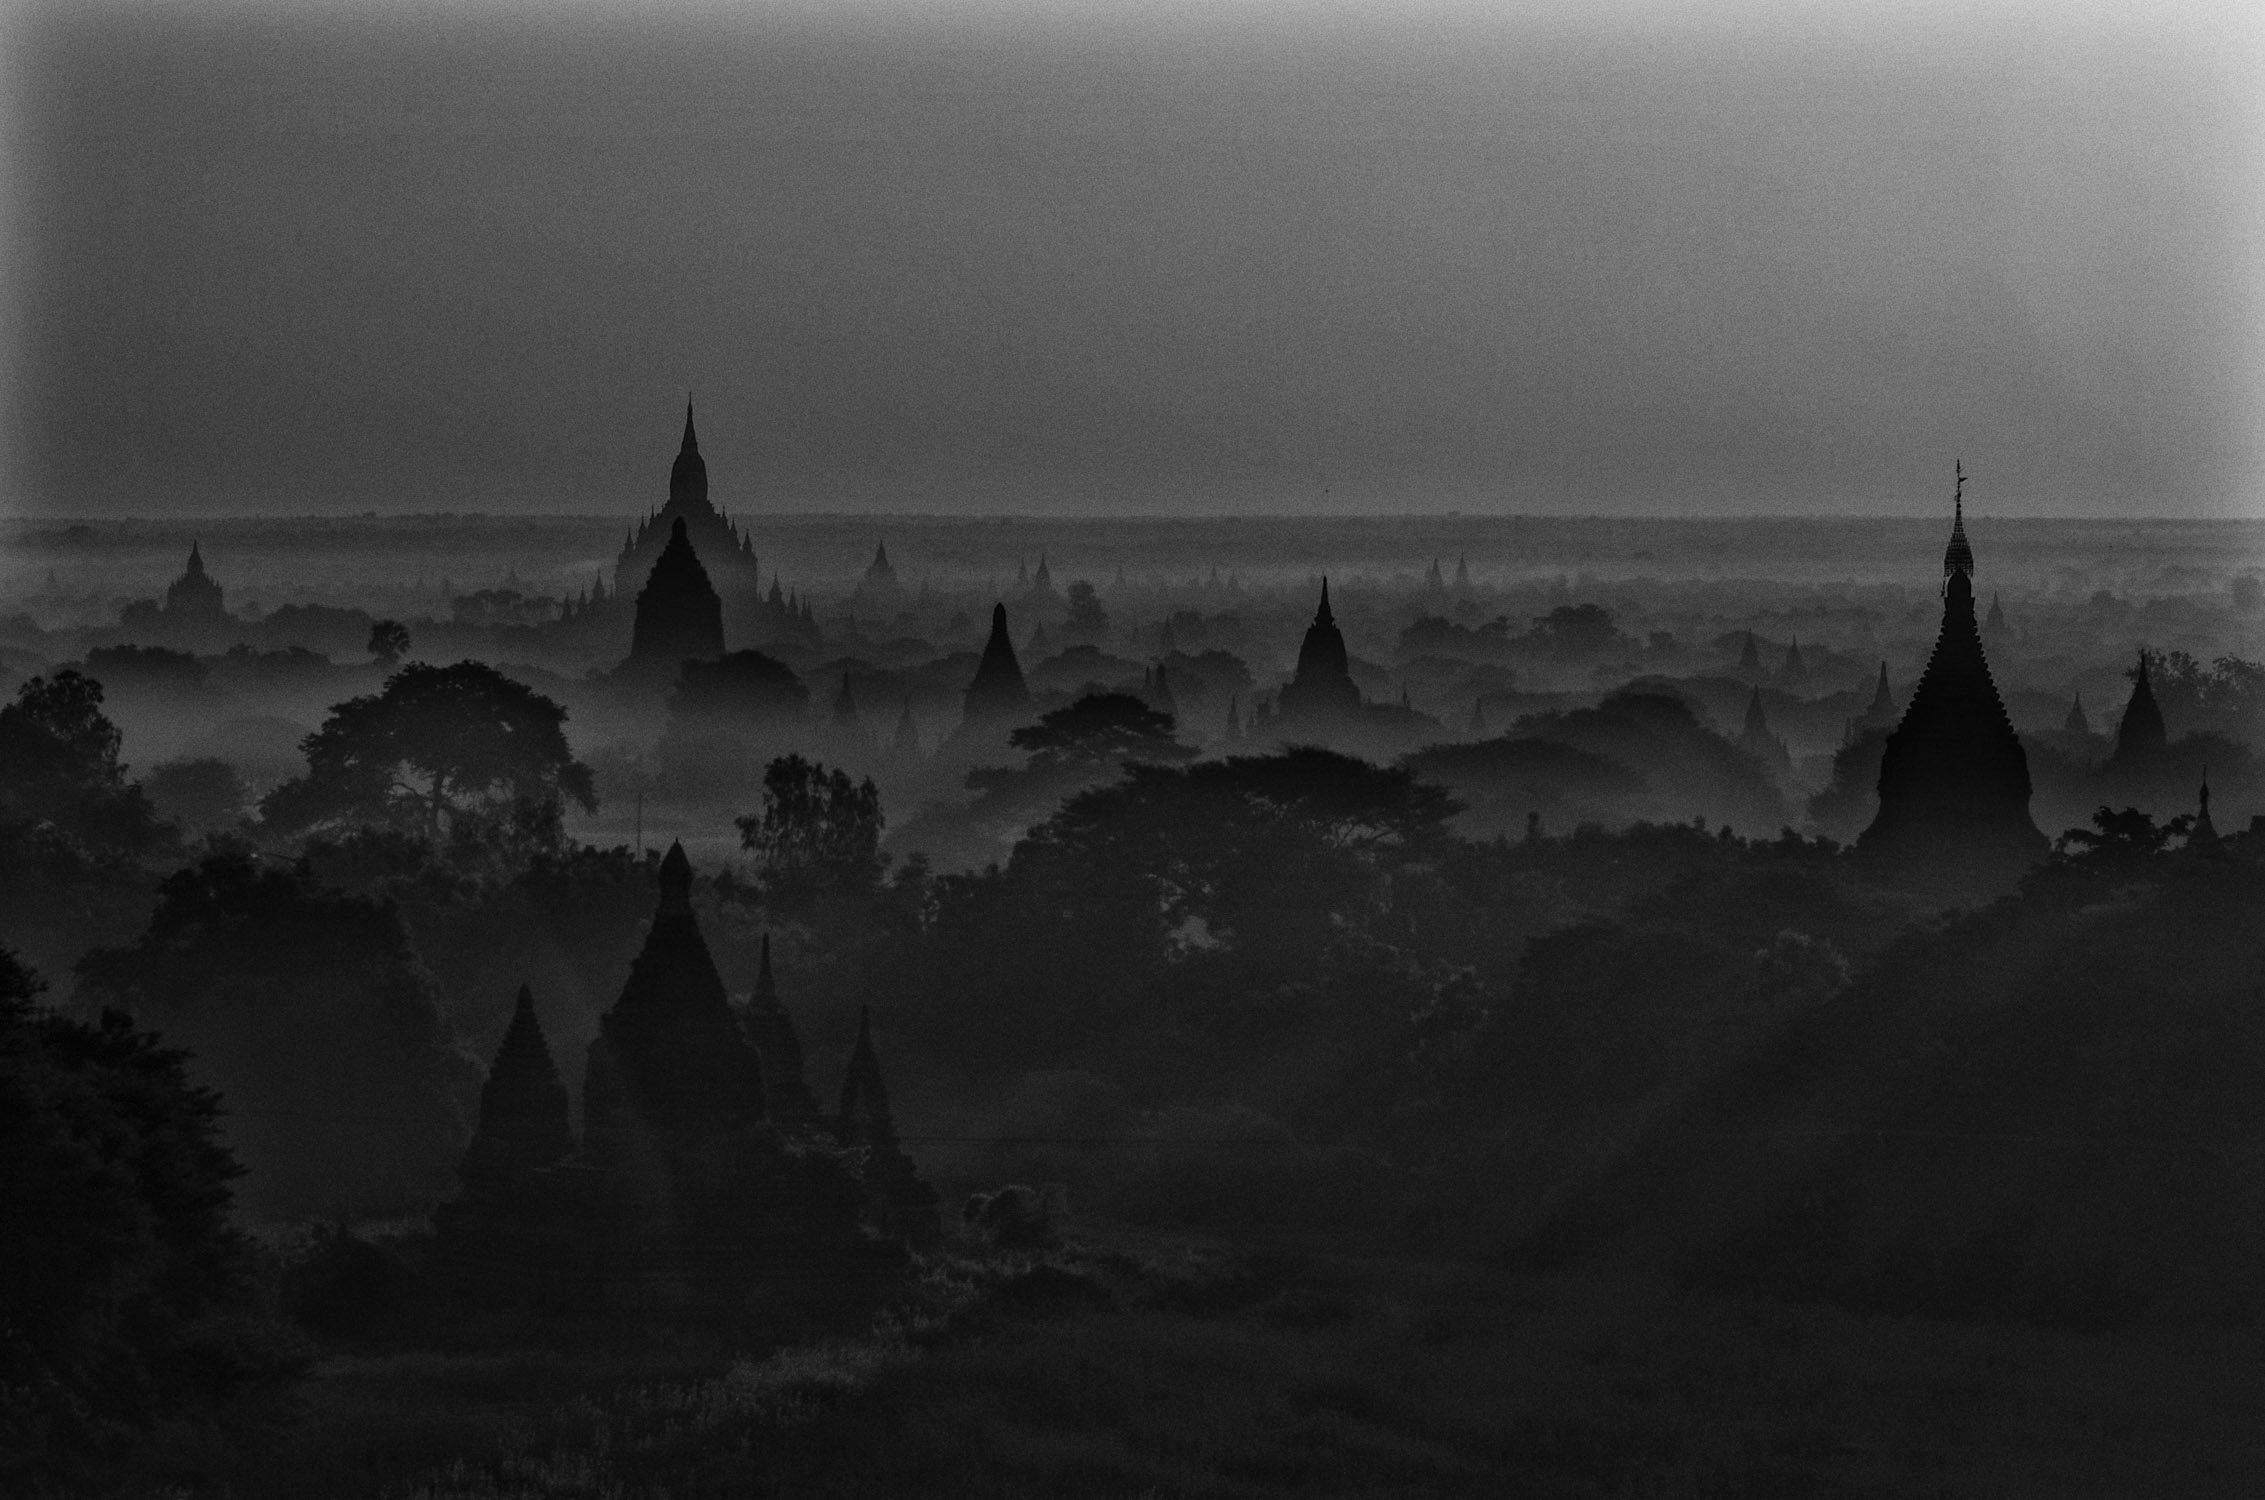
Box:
1063;579;1109;641
367;618;411;666
76;854;478;1218
0;946;300;1484
737;755;883;907
1007;692;1193;774
259;660;596;842
141;756;248;832
0;669;169;855
2054;804;2192;867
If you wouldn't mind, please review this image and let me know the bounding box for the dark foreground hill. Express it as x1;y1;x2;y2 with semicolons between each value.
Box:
1518;850;2265;1329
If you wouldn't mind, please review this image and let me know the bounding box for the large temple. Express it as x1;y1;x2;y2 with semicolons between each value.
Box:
1275;579;1362;726
612;405;764;636
622;516;726;681
436;843;937;1311
1856;469;2046;879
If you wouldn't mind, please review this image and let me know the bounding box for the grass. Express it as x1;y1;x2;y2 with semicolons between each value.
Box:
216;1231;2264;1498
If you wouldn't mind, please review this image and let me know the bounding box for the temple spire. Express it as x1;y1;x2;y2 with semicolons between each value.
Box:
1315;575;1335;628
680;399;698;455
1943;460;1975;580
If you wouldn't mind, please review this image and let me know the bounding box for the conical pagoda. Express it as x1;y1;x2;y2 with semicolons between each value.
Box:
960;603;1032;730
1739;688;1791;771
742;933;820;1125
2189;769;2219;850
837;1006;940;1245
2110;650;2168;767
582;842;766;1153
625;517;726;680
889;700;923;761
2064;692;2091;736
1277;578;1362;724
458;985;575;1186
1856;467;2045;877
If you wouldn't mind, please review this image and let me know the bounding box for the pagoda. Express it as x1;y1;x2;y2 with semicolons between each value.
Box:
164;542;228;620
612;404;763;635
1856;465;2045;878
623;517;726;681
1276;579;1362;725
2109;650;2168;767
959;603;1032;733
434;844;933;1311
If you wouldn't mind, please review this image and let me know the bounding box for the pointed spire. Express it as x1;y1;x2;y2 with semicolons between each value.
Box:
2064;691;2091;736
1943;460;1975;579
2192;764;2219;847
2112;648;2168;765
680;398;699;454
753;931;778;1008
1870;661;1894;714
1315;576;1335;628
657;839;692;907
186;539;205;575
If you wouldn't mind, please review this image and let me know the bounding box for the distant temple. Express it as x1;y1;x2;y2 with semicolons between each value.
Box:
612;405;763;635
2110;650;2168;767
1275;579;1362;725
436;844;936;1311
1856;467;2046;878
165;542;228;620
960;603;1032;732
2064;692;2091;736
1738;688;1792;773
624;517;726;680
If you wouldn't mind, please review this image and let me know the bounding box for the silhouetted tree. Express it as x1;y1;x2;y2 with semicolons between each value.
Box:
366;618;410;666
77;854;478;1218
0;946;301;1485
2054;804;2192;867
141;756;248;833
258;660;595;842
1063;579;1109;641
737;755;884;909
0;670;169;857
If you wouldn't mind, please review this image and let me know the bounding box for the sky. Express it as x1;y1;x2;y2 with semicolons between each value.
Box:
2;0;2260;519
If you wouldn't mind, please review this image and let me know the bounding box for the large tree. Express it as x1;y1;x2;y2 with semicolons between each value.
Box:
259;660;595;841
0;669;169;856
0;946;300;1485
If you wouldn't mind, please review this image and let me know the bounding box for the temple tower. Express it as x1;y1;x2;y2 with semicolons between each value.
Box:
1277;578;1362;725
611;404;762;631
582;842;766;1157
837;1006;940;1245
1856;467;2045;878
164;542;228;619
743;933;820;1125
961;603;1032;731
2110;650;2168;767
625;518;726;680
458;985;575;1187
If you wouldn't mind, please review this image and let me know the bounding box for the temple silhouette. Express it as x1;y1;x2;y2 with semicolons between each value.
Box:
622;517;726;681
1856;467;2046;880
958;602;1032;737
436;843;937;1311
1275;578;1362;726
612;405;762;624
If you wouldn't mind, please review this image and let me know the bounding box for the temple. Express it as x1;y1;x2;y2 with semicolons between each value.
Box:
165;542;228;620
1738;688;1792;773
435;844;936;1311
959;603;1032;733
1856;468;2046;880
612;405;762;622
2110;650;2168;767
1276;579;1362;725
623;517;726;681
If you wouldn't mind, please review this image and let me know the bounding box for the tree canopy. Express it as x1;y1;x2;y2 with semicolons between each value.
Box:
738;754;884;908
0;669;169;856
259;660;595;841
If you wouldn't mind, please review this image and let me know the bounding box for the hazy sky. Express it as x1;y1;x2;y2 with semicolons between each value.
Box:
3;0;2259;518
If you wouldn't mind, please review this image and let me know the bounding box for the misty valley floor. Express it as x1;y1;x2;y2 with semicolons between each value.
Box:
238;1232;2263;1499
